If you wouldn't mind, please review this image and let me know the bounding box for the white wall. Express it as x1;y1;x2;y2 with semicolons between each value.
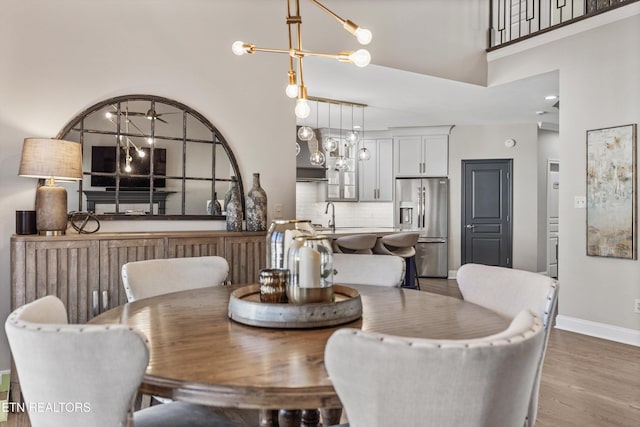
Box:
0;0;297;371
489;10;640;339
449;124;540;273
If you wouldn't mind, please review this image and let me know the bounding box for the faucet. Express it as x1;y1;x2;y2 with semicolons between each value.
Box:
325;201;335;232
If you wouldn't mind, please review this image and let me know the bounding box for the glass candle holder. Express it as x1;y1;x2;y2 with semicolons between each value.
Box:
265;219;315;270
287;235;334;304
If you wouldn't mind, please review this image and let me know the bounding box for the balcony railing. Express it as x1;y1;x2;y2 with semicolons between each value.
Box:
489;0;639;49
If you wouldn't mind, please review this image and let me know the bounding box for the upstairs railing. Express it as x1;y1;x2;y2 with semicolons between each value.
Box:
489;0;639;49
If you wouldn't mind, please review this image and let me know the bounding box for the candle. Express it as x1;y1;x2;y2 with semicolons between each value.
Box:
298;246;321;288
283;229;302;269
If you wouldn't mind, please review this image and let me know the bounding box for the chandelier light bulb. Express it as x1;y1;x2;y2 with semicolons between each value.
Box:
232;41;249;56
286;84;299;98
355;28;373;45
297;126;314;141
310;151;325;166
147;137;153;144
137;149;145;158
349;49;371;67
358;147;371;161
105;111;113;119
295;99;311;119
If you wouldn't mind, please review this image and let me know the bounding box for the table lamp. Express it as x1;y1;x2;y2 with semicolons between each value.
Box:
18;138;83;236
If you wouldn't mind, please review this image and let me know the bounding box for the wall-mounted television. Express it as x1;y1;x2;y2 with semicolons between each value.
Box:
91;146;167;188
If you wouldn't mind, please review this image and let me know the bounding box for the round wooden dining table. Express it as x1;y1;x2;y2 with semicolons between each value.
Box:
90;284;509;427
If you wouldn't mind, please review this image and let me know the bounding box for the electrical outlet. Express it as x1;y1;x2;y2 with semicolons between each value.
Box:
574;196;586;209
274;203;283;219
635;299;640;313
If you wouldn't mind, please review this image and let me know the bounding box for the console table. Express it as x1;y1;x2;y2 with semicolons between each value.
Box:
83;190;175;214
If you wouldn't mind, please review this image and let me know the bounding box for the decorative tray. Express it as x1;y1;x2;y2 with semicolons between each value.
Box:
228;284;362;329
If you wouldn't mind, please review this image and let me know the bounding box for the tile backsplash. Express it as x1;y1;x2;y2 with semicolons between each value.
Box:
296;182;393;228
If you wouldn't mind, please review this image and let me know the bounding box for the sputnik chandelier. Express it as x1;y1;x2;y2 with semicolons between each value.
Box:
232;0;372;119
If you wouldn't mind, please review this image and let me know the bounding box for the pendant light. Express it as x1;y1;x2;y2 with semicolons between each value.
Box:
323;102;338;153
358;105;371;161
346;104;359;145
335;104;348;171
309;100;325;166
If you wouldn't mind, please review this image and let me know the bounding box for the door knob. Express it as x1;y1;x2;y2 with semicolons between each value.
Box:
465;224;475;229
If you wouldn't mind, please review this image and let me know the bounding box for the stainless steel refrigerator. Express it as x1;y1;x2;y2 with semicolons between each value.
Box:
395;177;448;278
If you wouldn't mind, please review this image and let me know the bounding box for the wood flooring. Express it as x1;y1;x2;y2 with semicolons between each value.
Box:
3;278;639;426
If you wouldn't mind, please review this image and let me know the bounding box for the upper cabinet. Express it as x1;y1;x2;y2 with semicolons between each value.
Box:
359;138;393;202
393;126;453;177
320;130;358;202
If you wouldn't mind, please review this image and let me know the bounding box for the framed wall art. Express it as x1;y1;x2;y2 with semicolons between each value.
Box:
586;123;637;259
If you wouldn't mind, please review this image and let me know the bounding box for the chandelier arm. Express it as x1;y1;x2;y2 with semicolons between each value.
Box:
307;0;345;26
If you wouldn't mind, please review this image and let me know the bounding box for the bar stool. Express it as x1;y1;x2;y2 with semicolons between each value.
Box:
332;234;378;254
374;232;420;289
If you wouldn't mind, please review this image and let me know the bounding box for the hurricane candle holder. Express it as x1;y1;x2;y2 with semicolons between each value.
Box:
287;235;334;304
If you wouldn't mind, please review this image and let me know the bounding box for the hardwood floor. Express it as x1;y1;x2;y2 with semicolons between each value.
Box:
3;278;639;426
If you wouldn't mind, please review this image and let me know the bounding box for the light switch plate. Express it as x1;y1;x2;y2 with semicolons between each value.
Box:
574;196;586;209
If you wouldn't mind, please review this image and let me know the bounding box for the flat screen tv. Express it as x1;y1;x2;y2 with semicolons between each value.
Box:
91;146;167;188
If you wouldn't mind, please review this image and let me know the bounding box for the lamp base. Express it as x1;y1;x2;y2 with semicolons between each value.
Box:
35;184;68;236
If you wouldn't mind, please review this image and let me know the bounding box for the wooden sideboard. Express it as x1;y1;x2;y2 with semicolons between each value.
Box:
10;230;266;323
9;230;266;404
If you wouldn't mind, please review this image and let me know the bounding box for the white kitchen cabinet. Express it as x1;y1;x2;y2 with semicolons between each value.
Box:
326;139;358;201
359;138;393;201
395;134;449;177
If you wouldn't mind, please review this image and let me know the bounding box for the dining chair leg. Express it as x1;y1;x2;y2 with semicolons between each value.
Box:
321;407;342;426
301;409;320;427
259;409;278;426
278;409;302;427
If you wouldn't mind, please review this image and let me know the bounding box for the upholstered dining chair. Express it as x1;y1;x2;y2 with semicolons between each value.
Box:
332;254;405;287
456;263;559;427
373;232;420;289
4;295;235;427
325;309;545;427
122;255;229;302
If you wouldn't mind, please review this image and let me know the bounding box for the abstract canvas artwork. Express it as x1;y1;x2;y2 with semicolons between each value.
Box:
586;124;637;259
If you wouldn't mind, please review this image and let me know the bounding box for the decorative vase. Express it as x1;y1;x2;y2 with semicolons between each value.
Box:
246;173;268;232
226;183;243;232
224;176;237;213
212;193;222;216
207;192;222;216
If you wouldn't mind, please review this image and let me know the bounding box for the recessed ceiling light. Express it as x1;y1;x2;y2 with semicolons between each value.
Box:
353;125;361;129
545;95;558;100
536;110;546;115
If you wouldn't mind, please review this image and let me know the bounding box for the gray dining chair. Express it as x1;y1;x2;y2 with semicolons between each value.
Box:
325;309;545;427
456;263;559;427
5;295;235;427
122;255;229;302
332;253;405;287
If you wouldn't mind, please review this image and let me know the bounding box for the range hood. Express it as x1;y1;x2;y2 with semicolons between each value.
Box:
296;129;326;182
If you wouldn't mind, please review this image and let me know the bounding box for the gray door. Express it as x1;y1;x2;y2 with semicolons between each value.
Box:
461;159;513;267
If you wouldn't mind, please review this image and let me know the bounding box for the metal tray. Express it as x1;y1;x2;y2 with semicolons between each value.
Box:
228;284;362;329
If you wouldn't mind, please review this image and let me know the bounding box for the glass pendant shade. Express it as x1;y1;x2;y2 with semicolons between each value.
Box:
310;151;325;165
297;126;314;141
296;142;301;156
323;137;338;153
335;156;348;170
346;130;359;144
358;147;371;160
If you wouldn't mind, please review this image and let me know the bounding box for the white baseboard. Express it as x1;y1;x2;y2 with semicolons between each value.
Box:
447;270;457;280
555;315;640;347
